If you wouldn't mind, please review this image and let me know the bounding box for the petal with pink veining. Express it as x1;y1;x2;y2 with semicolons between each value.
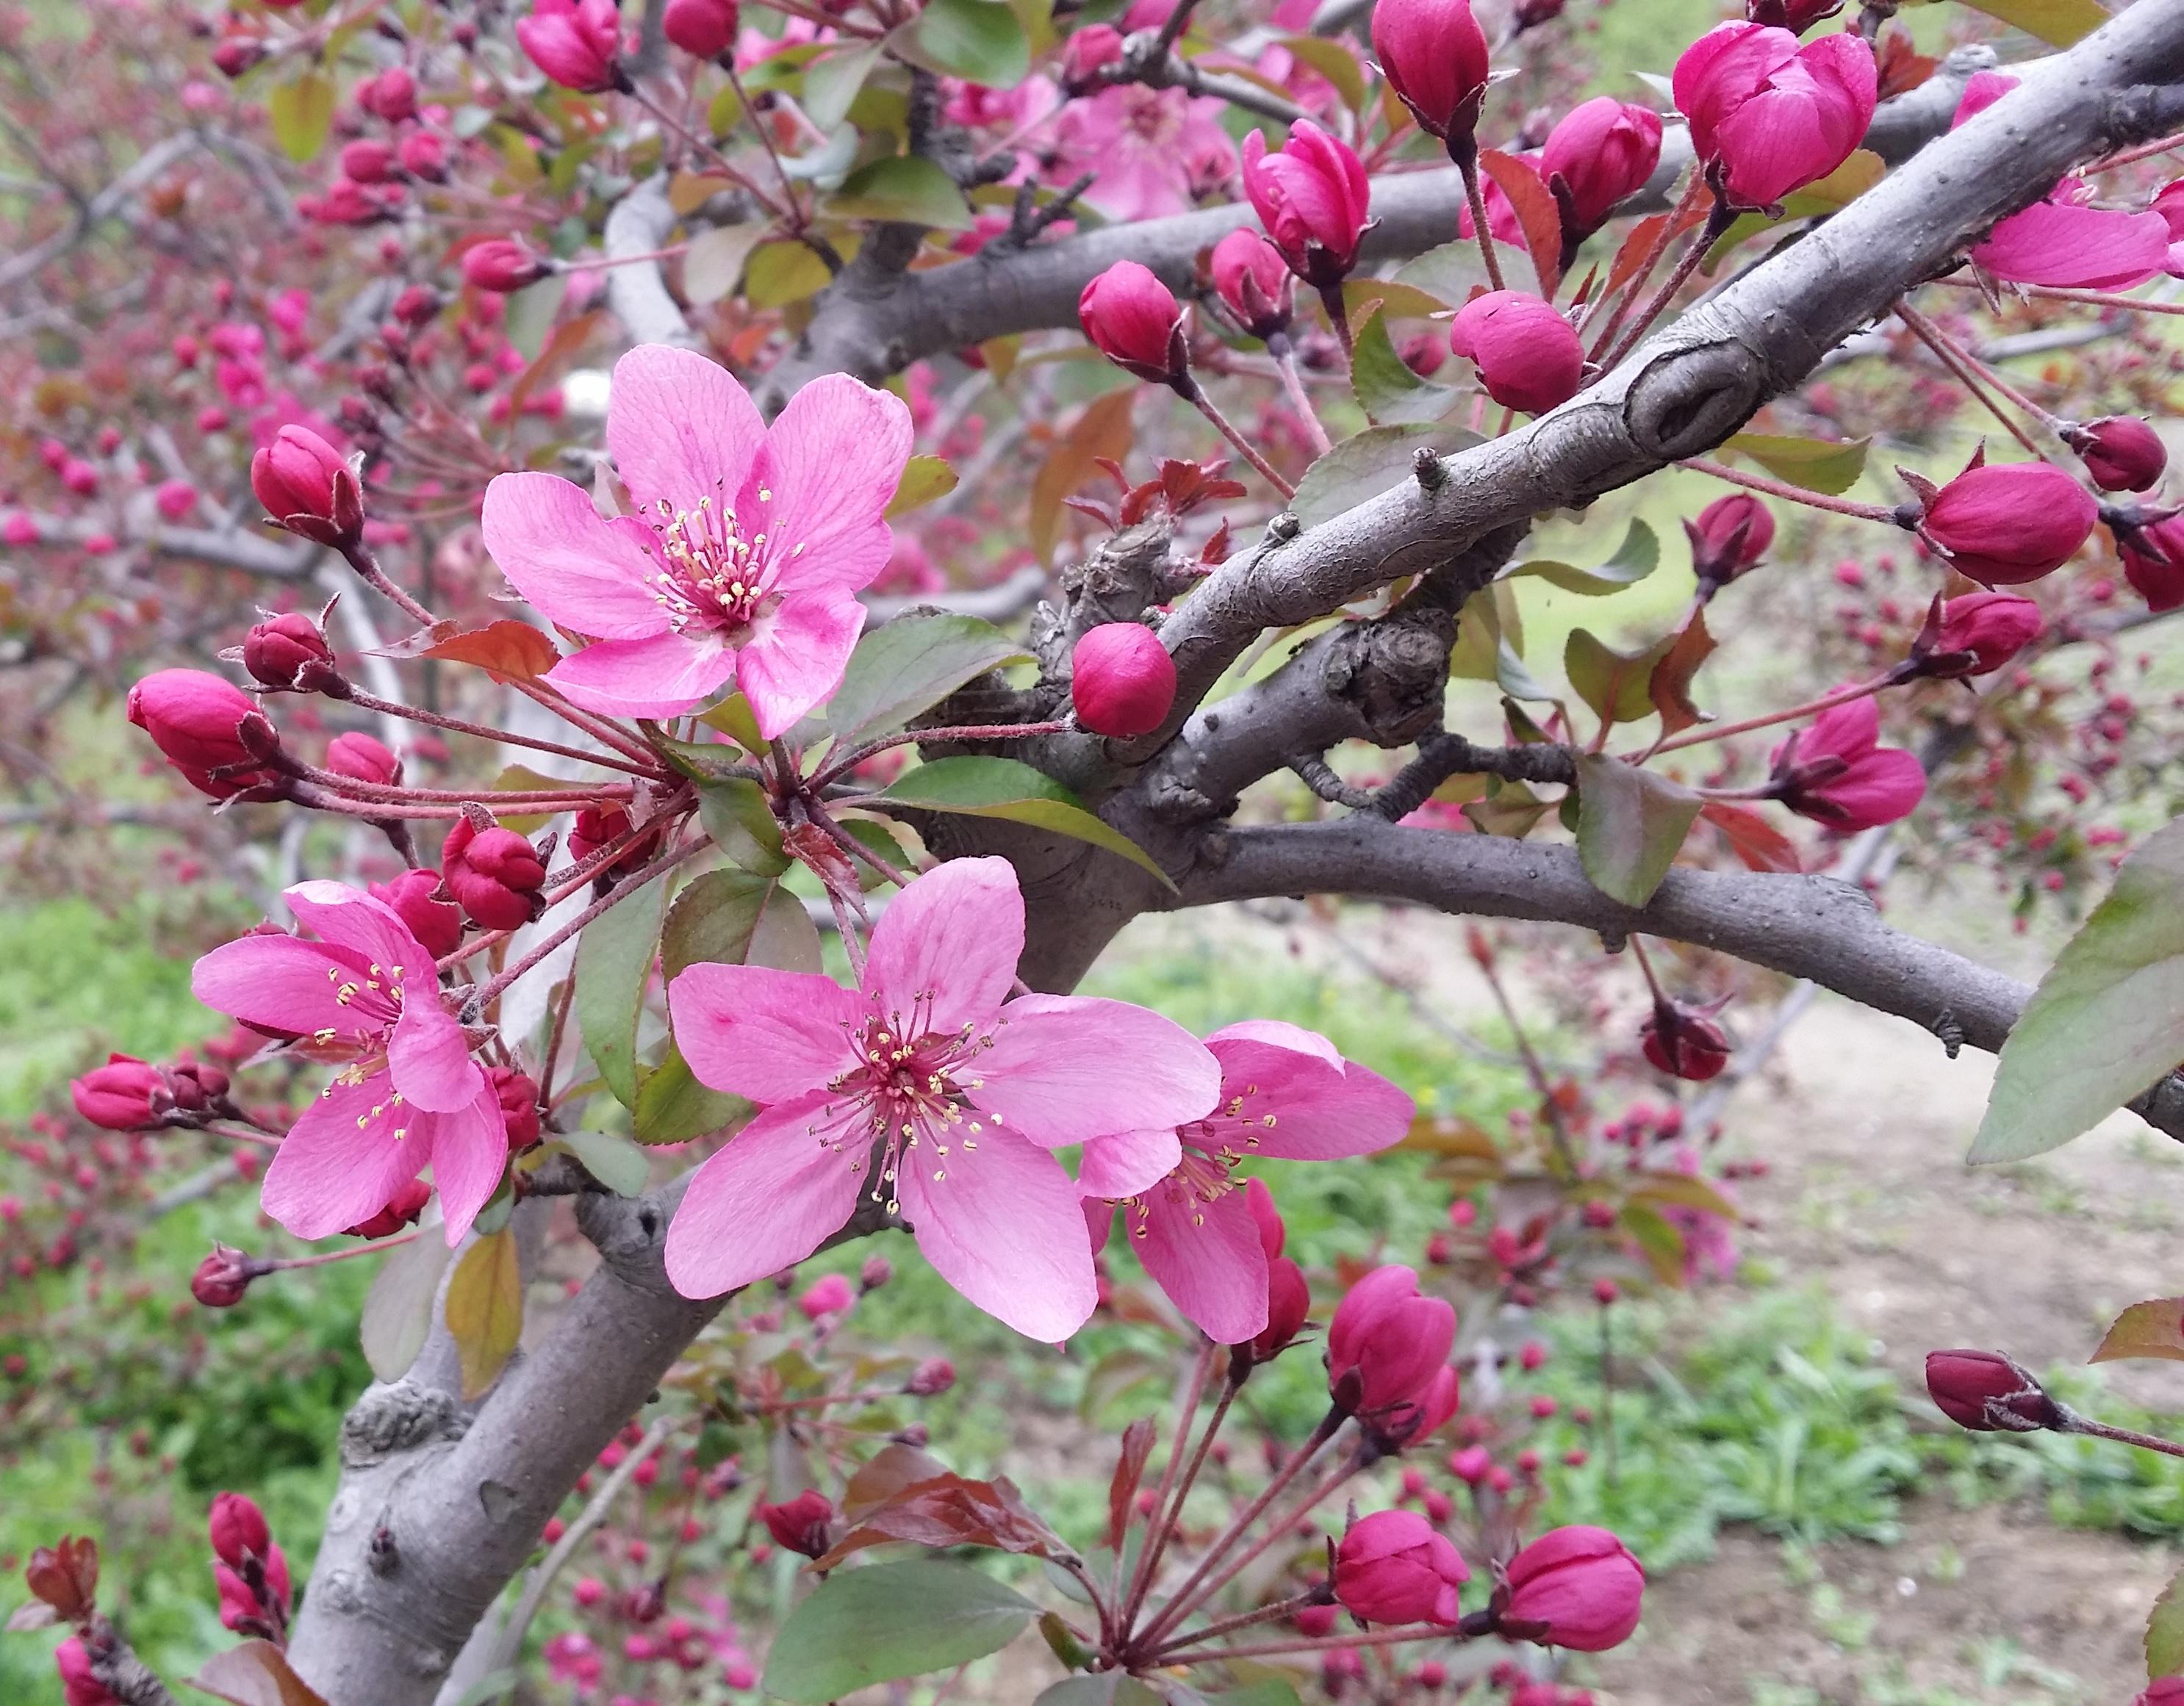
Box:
607;345;766;519
1077;1126;1182;1199
862;857;1023;1037
193;934;378;1043
389;998;486;1114
669;962;864;1104
663;1088;870;1298
974;995;1220;1148
1132;1184;1269;1343
736;587;866;740
1207;1037;1415;1161
1207;1018;1343;1067
897;1122;1097;1341
545;630;739;720
425;1083;514;1244
481;472;672;640
749;373;912;591
286;880;429;972
260;1073;425;1241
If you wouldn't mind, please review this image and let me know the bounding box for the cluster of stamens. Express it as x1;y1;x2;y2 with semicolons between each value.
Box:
645;489;803;639
1121;1085;1276;1234
807;993;1004;1215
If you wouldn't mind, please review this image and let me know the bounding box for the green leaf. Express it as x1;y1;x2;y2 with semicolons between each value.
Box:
698;776;791;877
825;154;976;231
1271;33;1365;110
683;222;766;306
634;1045;752;1145
1574;754;1700;907
1565;627;1671;725
890;0;1032;87
489;763;567;833
838;816;920;888
874;757;1174;890
556;1128;652;1197
887;453;960;520
803;40;887;132
1035;1680;1166;1706
1721;431;1871;497
662;868;812;980
761;1559;1037;1703
1510;519;1660;596
2150;1562;2184;1681
743;240;834;309
268;72;336;162
1955;0;2108;46
642;723;750;781
826;613;1032;748
1972;817;2184;1163
575;876;666;1109
359;1230;453;1383
1289;422;1483;529
445;1228;524;1401
697;694;766;754
1349;302;1459;427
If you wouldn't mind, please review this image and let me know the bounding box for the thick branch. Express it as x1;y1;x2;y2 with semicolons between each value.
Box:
603;175;700;349
1182;818;2184;1142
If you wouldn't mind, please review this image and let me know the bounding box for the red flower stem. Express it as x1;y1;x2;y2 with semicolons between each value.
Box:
511;680;669;769
1585;174;1703;359
810;721;1073;789
1459;163;1506;292
266;1229;422;1270
1315;285;1356;366
1135;1414;1347;1648
1649;672;1892;756
1127;1373;1242;1638
438;812;683;971
345;691;668;780
727;63;805;231
1275;350;1334;455
1159;1622;1468;1665
1928;276;2184;316
625;86;787;217
586;243;692;269
288;759;625;810
1143;1450;1363;1646
1150;1590;1323;1656
1188;389;1296;499
204;1120;281;1149
470;836;708;1009
2094;129;2184;170
1600;202;1731;372
1119;1342;1219;1635
1473;946;1579;1176
339;541;437;628
2064;1414;2184;1458
1892;299;2055;456
1628;933;1664;1001
287;784;467;822
1678;456;1903;522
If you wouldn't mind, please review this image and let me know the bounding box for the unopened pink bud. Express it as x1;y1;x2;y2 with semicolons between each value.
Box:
1071;622;1177;738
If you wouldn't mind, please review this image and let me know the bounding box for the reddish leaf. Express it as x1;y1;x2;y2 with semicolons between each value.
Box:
1480;149;1563;300
381;619;561;683
1106;1417;1157;1552
509;308;606;416
1648;608;1717;737
24;1536;98;1622
809;1471;1075;1569
1030;389;1137;566
189;1641;331;1706
841;1442;953;1520
2091;1298;2184;1365
1873;25;1937;101
1603;190;1709;302
1700;802;1801;874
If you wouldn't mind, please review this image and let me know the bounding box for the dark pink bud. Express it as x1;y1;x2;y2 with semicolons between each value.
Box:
1919;591;2043;679
1060;24;1123;93
1449;290;1584;415
71;1055;166;1130
398;130;450;181
1767;696;1925;831
370;867;465;959
1077;262;1190;387
1333;1509;1469;1626
344;1177;433;1239
1328;1264;1456;1422
211;37;267;78
209;1493;271;1569
1243;1256;1312;1364
1639;997;1731;1081
1925;1349;2063;1433
490;1066;542;1149
908;1356;957;1395
1673;24;1875;211
191;1245;259;1308
1448;1444;1491;1483
1210;228;1293;342
126;668;265;778
1684;492;1774;591
360;65;419;122
2136;1680;2184;1706
1920;461;2095;586
662;0;737;58
462;239;553;295
442;819;549;931
2069;415;2166;492
250;425;362;547
392;284;444;327
242;612;339;691
1071;622;1177;738
1370;0;1490;154
861;1254;893;1289
570;803;661;878
2118;509;2184;612
517;0;626;93
799;1273;855;1318
1540;98;1662;239
340;139;398;184
326;731;402;786
757;1490;835;1559
1745;0;1843;29
155;478;200;521
1241;120;1375;287
1500;1526;1645;1651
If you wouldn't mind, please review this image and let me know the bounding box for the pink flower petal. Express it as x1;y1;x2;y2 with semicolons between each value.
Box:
607;345;767;520
285;879;428;971
974;995;1221;1148
1207;1037;1415;1161
193;934;376;1042
1972;198;2170;291
1078;1126;1183;1198
1084;1196;1117;1250
663;1089;869;1298
480;472;675;641
389;999;486;1114
1207;1018;1342;1067
668;962;865;1104
545;629;739;720
1132;1184;1269;1343
752;373;913;591
260;1073;424;1240
426;1084;514;1244
897;1123;1098;1341
862;857;1024;1037
736;588;867;739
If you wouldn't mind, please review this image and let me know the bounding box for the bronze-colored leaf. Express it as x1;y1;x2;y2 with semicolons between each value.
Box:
1106;1417;1157;1552
380;619;561;683
189;1640;331;1706
809;1471;1074;1569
